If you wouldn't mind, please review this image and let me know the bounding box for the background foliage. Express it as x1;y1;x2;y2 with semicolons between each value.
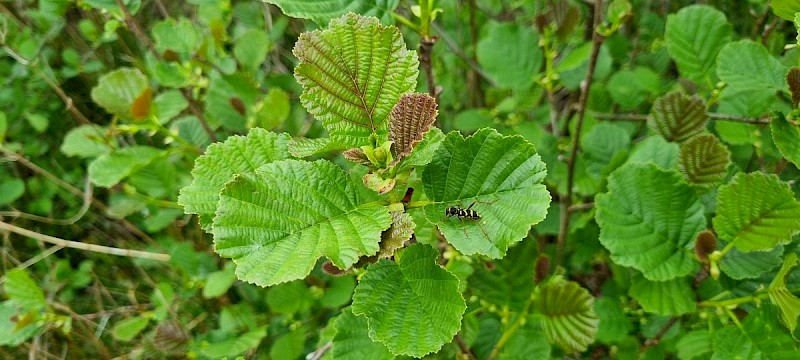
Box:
2;0;800;359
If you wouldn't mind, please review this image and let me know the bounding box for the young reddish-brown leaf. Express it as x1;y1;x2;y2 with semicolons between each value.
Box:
695;230;717;261
343;148;371;165
787;67;800;108
131;87;153;121
389;93;438;163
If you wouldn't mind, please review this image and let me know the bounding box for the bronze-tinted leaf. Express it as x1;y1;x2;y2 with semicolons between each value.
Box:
229;97;246;116
648;91;708;142
787;67;800;108
377;211;415;258
695;230;717;261
678;133;730;187
389;93;438;163
343;147;371;165
130;87;153;121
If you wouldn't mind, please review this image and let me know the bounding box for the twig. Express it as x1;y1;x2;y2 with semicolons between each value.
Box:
0;245;65;285
454;333;477;360
419;36;439;101
641;316;678;352
568;202;594;213
557;0;605;267
591;112;771;125
0;221;170;261
307;342;332;360
0;176;93;225
1;149;155;244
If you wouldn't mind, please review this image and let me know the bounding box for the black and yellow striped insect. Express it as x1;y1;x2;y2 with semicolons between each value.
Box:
443;201;491;240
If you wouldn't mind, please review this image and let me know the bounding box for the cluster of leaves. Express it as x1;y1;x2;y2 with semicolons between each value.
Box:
2;0;800;359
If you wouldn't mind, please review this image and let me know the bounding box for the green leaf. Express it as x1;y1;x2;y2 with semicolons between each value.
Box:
205;72;259;131
3;270;46;311
264;0;399;25
266;281;312;315
469;240;536;311
112;315;150;342
152;18;200;54
771;0;800;21
607;67;661;110
88;146;163;187
293;13;418;148
24;113;48;133
768;253;800;332
677;330;712;360
678;133;730;187
626;135;679;170
648;91;708;143
421;129;550;258
249;88;290;130
0;302;43;346
320;276;356;308
351;243;465;357
201;326;267;358
713;172;800;252
711;306;798;359
178;129;292;231
234;29;270;73
0;178;25;206
153;90;188;124
771;112;800;168
499;323;551;360
287;137;343;158
720;244;783;280
332;308;394;360
476;21;542;89
202;263;237;299
595;297;633;343
376;211;414;258
581;122;631;178
596;164;705;281
394;127;444;172
665;5;731;85
269;327;306;360
537;280;598;353
717;40;788;93
629;276;696;316
90;68;151;120
213;159;392;286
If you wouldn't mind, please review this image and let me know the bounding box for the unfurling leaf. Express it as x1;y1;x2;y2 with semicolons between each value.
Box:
421;129;550;258
293;13;419;148
771;112;800;168
713;172;800;252
648;91;708;142
596;164;705;281
768;253;800;332
678;133;730;187
694;230;717;262
389;93;438;163
343;148;371;165
352;244;466;357
213;159;392;286
377;211;415;258
537;280;598;353
178;129;292;231
787;68;800;107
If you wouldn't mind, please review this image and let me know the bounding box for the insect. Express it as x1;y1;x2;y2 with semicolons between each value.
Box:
443;201;492;240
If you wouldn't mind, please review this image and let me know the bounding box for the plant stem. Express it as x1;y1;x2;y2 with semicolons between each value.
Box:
641;316;678;352
0;221;170;261
556;0;605;267
487;294;535;360
698;292;770;308
591;112;771;125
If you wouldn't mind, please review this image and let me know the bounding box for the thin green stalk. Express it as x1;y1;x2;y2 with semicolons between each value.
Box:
487;293;536;360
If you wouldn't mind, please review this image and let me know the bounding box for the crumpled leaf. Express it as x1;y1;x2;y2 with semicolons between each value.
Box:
389;93;438;164
293;13;418;148
647;91;708;143
678;133;730;187
213;159;392;286
537;280;598;353
377;211;415;258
